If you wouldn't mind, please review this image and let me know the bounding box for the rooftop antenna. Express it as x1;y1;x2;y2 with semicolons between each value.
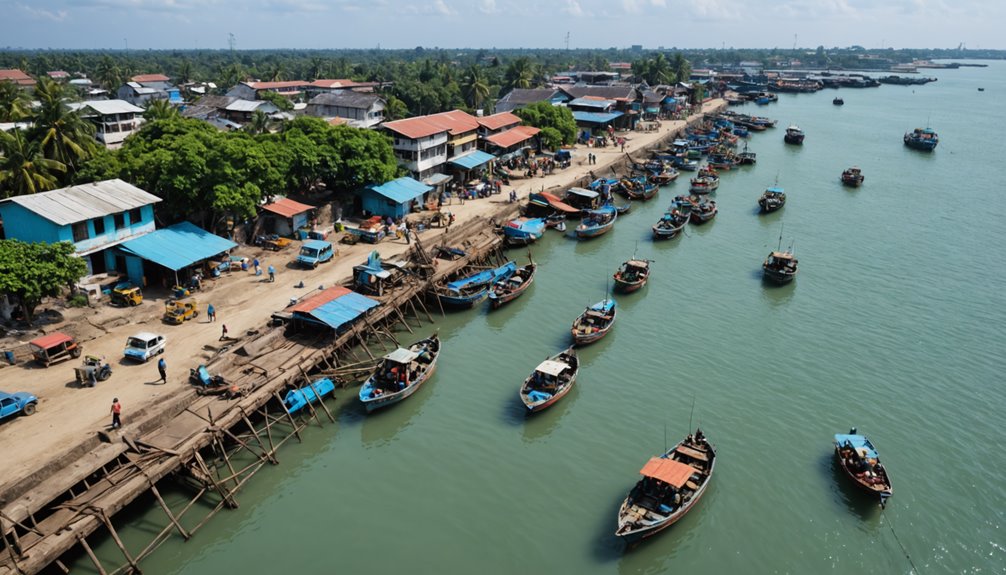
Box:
228;32;236;53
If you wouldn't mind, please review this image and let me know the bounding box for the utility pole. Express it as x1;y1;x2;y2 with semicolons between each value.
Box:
228;33;236;53
565;32;570;51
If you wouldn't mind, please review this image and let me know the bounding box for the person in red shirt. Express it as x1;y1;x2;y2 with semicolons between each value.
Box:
110;398;122;429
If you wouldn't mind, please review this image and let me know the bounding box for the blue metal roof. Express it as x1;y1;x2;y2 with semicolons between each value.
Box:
449;150;496;170
292;286;380;330
368;177;433;204
118;221;236;271
572;111;624;125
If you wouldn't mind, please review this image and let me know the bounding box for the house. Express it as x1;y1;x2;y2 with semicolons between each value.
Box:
475;112;521;139
287;286;379;334
117;74;180;106
180;95;278;126
494;88;564;114
360;177;433;219
221;99;280;123
46;71;70;81
382;110;485;182
304;79;379;98
72;100;145;149
259;197;315;236
305;92;386;129
115;221;237;289
226;81;306;101
476;112;539;158
0;69;36;89
0;179;161;280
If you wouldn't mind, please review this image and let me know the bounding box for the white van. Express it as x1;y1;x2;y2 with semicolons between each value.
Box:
124;332;166;362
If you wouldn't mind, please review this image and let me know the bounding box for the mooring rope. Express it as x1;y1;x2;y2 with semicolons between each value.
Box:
882;507;921;574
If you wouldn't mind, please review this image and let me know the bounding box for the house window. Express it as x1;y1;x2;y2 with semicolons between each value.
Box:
114;213;126;229
128;208;142;225
72;222;89;242
93;218;105;235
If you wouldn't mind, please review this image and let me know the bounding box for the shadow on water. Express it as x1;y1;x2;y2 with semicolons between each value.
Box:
590;491;628;564
821;452;884;522
519;384;579;443
358;376;438;448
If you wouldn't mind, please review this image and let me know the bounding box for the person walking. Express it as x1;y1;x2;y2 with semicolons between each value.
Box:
207;303;216;322
253;257;261;276
220;324;229;341
402;221;411;244
110;398;122;429
268;265;275;283
157;357;167;383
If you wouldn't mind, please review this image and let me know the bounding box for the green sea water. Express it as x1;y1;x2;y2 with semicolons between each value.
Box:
75;61;1006;574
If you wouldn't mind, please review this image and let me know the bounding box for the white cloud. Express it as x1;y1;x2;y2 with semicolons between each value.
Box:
564;0;585;16
433;0;456;15
18;4;69;20
479;0;499;14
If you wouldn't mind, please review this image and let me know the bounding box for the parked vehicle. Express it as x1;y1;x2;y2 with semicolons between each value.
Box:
110;283;143;306
0;391;38;420
163;299;199;324
297;240;335;268
74;356;112;386
123;332;166;362
29;332;80;367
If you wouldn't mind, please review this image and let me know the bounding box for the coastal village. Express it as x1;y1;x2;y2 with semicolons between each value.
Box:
0;51;965;573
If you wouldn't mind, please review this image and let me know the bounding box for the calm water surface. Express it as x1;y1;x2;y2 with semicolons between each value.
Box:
79;62;1006;574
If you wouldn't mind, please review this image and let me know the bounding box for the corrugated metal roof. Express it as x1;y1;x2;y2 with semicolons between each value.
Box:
290;286;379;330
261;197;314;218
572;111;624;124
476;112;521;131
81;99;145;115
568;97;616;109
225;99;269;112
368;177;432;203
131;74;171;83
118;221;237;271
0;179;161;226
496;88;562;106
485;126;540;148
307;91;382;109
449;150;496;170
383;110;479;139
423;173;453;186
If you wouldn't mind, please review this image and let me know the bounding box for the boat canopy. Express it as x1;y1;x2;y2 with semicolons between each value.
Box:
535;360;569;377
566;187;599;199
834;434;879;459
765;187;784;194
639;457;695;488
590;299;615;313
384;348;420;364
625;259;648;268
769;251;794;259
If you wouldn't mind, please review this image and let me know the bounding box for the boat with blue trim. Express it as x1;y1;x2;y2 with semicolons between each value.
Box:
758;186;786;213
501;217;546;246
834;428;893;507
359;334;440;412
904;127;938;151
435;261;517;308
652;209;689;240
489;257;536;309
283;377;335;415
519;347;578;413
689;199;718;224
571;298;616;345
574;205;618;239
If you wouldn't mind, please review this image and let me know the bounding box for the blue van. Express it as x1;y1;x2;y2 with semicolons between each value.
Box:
297;240;335;268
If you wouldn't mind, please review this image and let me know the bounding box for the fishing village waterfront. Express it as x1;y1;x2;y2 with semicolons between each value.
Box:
2;59;1006;574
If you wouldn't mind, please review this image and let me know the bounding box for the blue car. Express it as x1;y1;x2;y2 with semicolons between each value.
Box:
0;391;38;421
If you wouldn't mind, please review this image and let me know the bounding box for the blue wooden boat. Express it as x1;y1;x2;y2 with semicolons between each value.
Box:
563;187;603;211
519;347;579;412
616;429;716;544
612;198;632;215
283;377;335;415
758;186;786;213
502;217;545;246
904;127;938;151
489;257;536;309
436;261;517;308
574;205;618;240
571;298;616;345
689;199;718;224
652;209;689;240
359;334;440;412
834;428;893;507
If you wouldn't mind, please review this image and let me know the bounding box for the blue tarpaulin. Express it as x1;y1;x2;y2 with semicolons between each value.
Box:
572;111;624;125
449;150;496;170
368;177;433;204
118;221;236;271
291;286;380;330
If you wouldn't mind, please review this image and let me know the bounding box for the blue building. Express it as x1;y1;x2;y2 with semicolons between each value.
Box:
0;179;161;279
361;177;433;219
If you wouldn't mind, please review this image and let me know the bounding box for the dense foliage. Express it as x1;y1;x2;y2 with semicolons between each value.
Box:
514;102;577;149
0;240;87;320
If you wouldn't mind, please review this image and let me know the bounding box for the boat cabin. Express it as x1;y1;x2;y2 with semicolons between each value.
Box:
564;187;602;210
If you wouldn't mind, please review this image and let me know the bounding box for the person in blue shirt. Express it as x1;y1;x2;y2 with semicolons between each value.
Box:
157;357;167;383
268;265;276;282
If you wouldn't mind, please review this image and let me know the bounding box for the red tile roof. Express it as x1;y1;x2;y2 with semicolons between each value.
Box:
0;69;36;86
47;71;70;79
311;79;377;89
290;286;351;313
247;81;307;90
383;110;480;140
131;73;170;83
476;112;522;131
485;125;540;149
262;197;315;218
327;117;349;126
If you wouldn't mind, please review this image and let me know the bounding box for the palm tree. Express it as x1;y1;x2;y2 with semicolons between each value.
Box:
244;110;273;135
0;129;66;198
504;57;536;91
220;62;245;90
0;82;31;122
31;78;96;176
95;55;123;92
143;98;179;121
461;65;490;111
176;59;194;84
268;63;284;82
383;95;409;121
671;53;691;85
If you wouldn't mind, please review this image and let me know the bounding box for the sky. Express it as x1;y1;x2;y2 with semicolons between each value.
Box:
2;0;1003;51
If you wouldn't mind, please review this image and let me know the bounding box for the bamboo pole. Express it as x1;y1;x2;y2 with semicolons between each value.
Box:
91;507;142;574
77;535;108;575
148;484;190;540
301;367;336;423
272;391;303;441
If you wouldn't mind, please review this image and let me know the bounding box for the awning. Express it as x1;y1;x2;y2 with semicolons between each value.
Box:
118;221;237;271
566;187;599;199
572;111;624;125
449;150;495;170
29;332;73;350
535;360;569;376
639;457;695;488
290;286;380;330
262;197;314;218
645;107;660;114
384;348;419;364
423;173;453;186
368;177;433;204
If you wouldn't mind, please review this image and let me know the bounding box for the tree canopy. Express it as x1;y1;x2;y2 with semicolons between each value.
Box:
0;240;87;321
514;102;577;149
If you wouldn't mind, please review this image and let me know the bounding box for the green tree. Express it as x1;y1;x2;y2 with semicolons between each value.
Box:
0;81;31;122
383;95;409;121
538;126;563;150
461;65;490;111
0;240;88;321
143;98;180;122
515;101;576;147
671;53;691;85
244;110;274;135
0;129;66;198
95;55;123;92
258;90;294;112
31;78;96;175
503;57;537;91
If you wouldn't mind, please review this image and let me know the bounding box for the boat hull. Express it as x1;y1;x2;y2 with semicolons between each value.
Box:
438;289;490;308
652;225;683;239
762;267;796;284
614;278;646;293
359;336;441;412
834;446;893;505
363;363;437;412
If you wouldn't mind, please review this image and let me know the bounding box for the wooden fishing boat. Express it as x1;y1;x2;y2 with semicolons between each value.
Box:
784;125;805;144
611;198;632;215
283;377;335;414
904;127;938;151
689;200;718;224
488;258;537;309
834;428;893;507
841;167;864;187
689;168;720;195
615;429;716;544
833;97;845;106
359;334;441;412
574;205;618;240
435;261;517;308
762;250;798;284
738;142;757;165
648;168;680;185
501;217;546;246
532;191;580;215
564;187;603;211
621;178;658;201
518;347;579;413
544;213;567;229
613;259;651;293
758;186;786;213
571;298;616;345
652;209;689;240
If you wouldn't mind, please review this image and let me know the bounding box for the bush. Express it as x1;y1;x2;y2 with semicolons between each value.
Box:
67;293;89;308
